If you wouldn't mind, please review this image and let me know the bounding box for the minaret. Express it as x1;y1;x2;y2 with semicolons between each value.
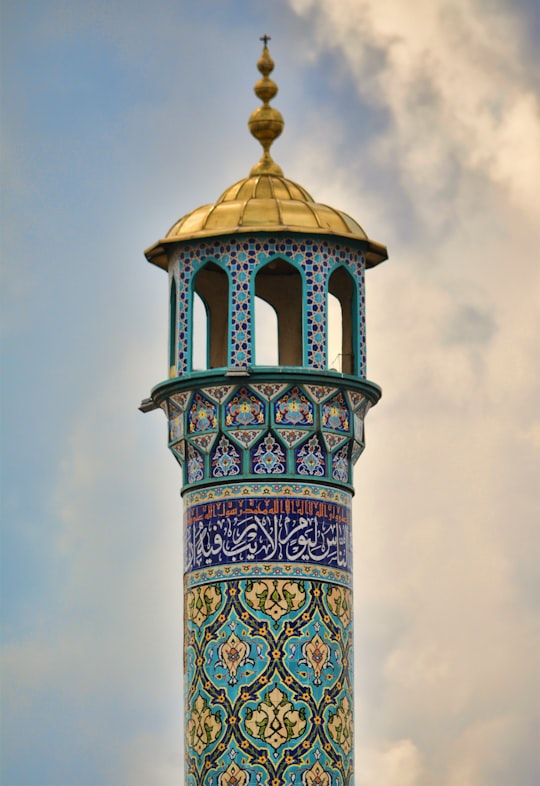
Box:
143;39;387;786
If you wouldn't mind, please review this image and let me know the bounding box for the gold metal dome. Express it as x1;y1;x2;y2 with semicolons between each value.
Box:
145;39;388;270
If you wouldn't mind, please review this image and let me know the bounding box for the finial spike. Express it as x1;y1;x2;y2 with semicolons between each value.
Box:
249;37;284;176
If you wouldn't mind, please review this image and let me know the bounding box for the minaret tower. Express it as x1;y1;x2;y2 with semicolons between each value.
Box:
143;40;387;786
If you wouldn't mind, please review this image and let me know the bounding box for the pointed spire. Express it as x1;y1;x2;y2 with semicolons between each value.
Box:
249;36;284;176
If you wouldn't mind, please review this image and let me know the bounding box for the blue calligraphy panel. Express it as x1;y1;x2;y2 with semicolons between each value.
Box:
185;496;352;574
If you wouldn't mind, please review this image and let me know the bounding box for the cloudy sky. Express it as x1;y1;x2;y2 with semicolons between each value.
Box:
2;1;539;784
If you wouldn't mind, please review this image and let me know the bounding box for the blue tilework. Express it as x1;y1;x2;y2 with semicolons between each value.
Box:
172;236;366;377
185;496;352;574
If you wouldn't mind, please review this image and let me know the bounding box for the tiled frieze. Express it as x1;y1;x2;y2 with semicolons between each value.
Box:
171;236;366;377
184;495;352;575
164;379;371;489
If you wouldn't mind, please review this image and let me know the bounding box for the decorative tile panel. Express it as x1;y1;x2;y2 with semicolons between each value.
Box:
168;402;184;444
321;392;350;432
228;429;264;449
276;428;309;448
164;380;374;489
251;383;287;400
185;495;352;574
305;385;336;403
171;440;185;465
351;441;365;464
296;434;326;477
171;391;191;412
188;393;218;433
274;386;314;426
322;432;348;452
187;443;204;483
345;389;368;413
225;386;265;427
251;432;286;474
203;386;233;404
184;481;351;508
332;444;350;483
211;435;241;478
190;433;217;454
184;578;354;786
354;412;364;443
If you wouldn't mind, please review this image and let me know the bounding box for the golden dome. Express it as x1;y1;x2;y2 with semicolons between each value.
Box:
145;39;387;270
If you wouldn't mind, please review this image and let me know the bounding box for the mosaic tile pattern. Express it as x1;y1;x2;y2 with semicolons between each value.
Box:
189;393;218;433
251;433;286;474
185;496;352;574
322;432;348;453
185;561;352;591
183;481;352;508
211;435;241;478
170;236;366;377
296;434;326;477
185;578;354;786
274;386;314;427
166;380;373;489
229;429;263;449
225;386;265;427
332;444;350;484
321;392;350;432
187;443;204;484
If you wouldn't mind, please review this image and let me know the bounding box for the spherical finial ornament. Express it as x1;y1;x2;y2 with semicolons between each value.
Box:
249;36;284;176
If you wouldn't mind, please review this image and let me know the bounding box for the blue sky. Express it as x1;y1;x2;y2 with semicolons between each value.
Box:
2;1;540;784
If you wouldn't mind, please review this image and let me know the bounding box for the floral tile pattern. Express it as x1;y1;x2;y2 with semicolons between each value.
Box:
211;435;241;478
189;393;218;433
225;386;265;427
274;386;314;427
321;392;350;432
185;578;354;785
251;433;286;474
331;444;350;484
166;380;374;488
296;435;326;477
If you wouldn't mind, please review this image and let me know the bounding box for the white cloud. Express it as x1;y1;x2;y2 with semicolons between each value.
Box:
289;0;540;224
357;739;425;786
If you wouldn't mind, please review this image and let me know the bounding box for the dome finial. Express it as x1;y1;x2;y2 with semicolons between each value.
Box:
249;36;284;176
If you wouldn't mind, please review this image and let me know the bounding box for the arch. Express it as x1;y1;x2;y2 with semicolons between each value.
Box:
328;265;357;375
192;291;208;371
327;292;342;371
192;260;229;370
169;277;177;376
255;296;279;365
255;257;303;366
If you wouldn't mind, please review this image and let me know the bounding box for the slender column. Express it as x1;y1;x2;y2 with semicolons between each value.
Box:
154;373;378;786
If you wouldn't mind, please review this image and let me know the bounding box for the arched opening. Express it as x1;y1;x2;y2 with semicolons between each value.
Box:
255;259;303;366
255;296;279;365
327;292;343;371
328;267;356;375
193;262;229;369
192;292;207;371
169;278;177;376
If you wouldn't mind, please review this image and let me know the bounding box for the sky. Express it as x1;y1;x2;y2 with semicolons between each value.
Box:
1;0;539;784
